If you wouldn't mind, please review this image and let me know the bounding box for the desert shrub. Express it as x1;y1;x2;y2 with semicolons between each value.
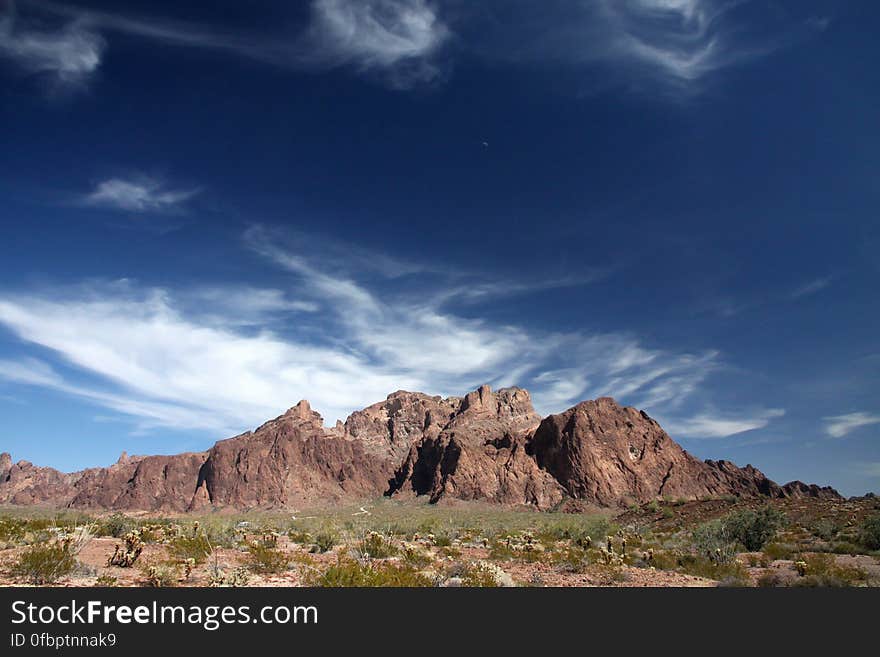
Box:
858;515;880;551
829;541;862;555
0;517;29;545
98;512;132;538
432;531;453;547
356;531;398;559
809;519;840;542
402;544;433;567
95;573;118;586
551;546;592;574
308;557;433;587
246;538;291;574
677;553;749;584
142;562;180;587
311;530;338;554
793;553;867;587
167;527;212;564
745;552;771;568
645;500;661;514
648;549;679;571
725;507;786;551
691;520;737;565
209;564;251;587
762;542;795;561
756;569;785;587
460;562;503;587
661;507;675;519
10;541;79;584
288;529;313;545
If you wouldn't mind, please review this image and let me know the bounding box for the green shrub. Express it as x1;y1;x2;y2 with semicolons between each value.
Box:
858;515;880;551
793;553;867;587
645;500;661;514
311;531;338;554
308;557;433;587
288;530;313;545
763;542;795;561
167;528;212;565
691;520;737;565
98;513;132;538
725;507;786;551
677;553;749;583
142;562;180;587
10;541;79;584
246;539;292;574
356;531;398;559
95;573;118;586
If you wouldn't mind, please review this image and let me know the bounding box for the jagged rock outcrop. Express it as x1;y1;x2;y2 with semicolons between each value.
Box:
191;400;393;510
388;386;566;509
780;480;843;500
0;387;841;511
525;397;823;506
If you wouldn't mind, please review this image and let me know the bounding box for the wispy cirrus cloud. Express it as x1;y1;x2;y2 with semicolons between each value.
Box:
0;4;104;88
26;0;450;89
83;177;200;213
599;0;746;83
304;0;449;86
791;275;834;300
663;407;786;439
0;226;744;436
464;0;826;96
824;412;880;439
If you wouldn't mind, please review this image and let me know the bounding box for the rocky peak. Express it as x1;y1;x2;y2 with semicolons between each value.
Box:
0;452;11;480
0;387;841;511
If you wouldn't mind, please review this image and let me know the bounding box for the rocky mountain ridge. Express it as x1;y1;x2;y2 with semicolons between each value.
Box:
0;386;841;511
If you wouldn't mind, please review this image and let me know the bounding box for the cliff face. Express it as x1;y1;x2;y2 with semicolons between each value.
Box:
191;401;394;510
526;398;783;506
0;386;841;511
389;386;566;509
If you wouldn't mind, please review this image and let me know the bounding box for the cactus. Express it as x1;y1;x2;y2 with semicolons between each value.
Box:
108;530;144;567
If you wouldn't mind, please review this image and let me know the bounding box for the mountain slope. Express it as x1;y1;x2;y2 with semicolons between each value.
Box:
0;386;841;511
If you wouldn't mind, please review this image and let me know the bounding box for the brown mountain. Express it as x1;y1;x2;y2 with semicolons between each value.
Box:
0;386;840;511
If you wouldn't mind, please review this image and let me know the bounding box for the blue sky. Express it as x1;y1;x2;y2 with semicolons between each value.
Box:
0;0;877;495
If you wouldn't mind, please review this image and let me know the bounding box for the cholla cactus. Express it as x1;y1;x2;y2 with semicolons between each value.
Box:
108;530;145;567
470;561;515;587
606;535;614;553
209;565;250;587
642;548;654;563
182;557;196;579
794;560;808;577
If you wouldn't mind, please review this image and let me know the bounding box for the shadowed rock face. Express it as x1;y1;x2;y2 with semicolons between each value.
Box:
0;387;842;511
388;386;566;509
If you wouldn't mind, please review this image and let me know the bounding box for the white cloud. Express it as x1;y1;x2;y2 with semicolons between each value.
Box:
824;412;880;439
307;0;448;83
84;177;200;213
0;9;104;86
599;0;757;84
0;229;732;436
791;276;834;300
31;0;450;89
663;408;785;439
